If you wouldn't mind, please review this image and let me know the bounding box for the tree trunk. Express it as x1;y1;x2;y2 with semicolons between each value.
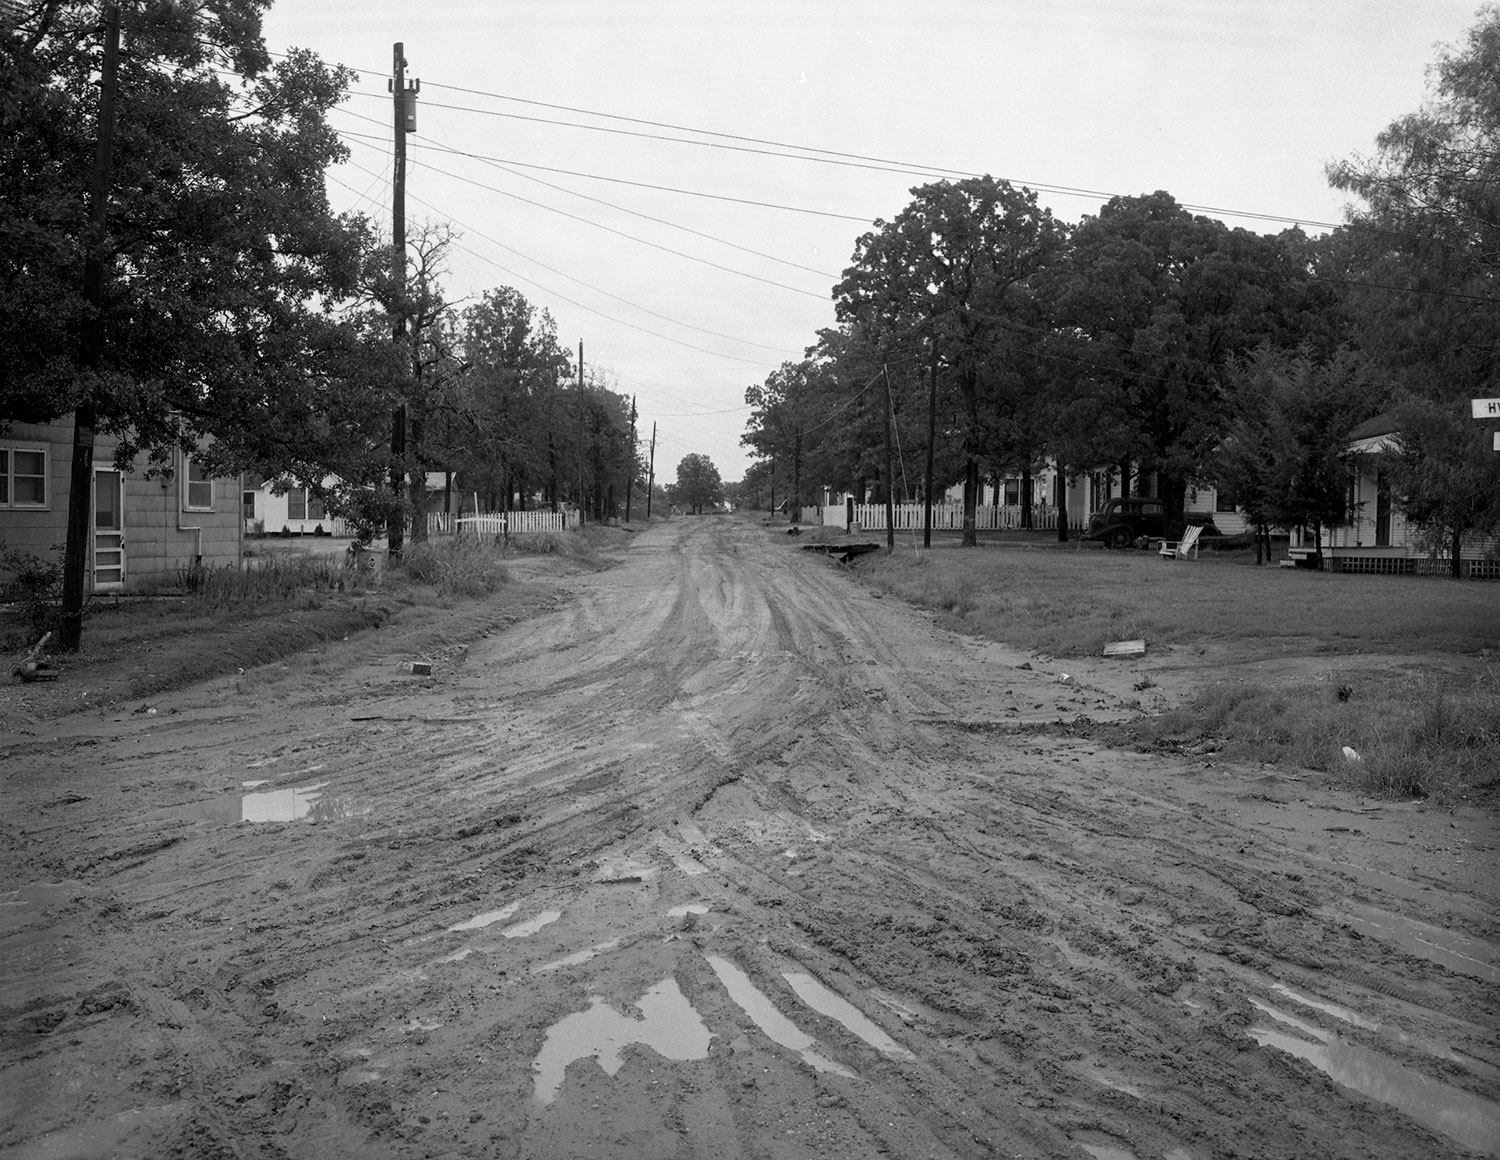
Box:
792;425;803;524
407;408;427;544
1162;474;1188;529
1451;525;1463;579
1021;464;1034;530
1118;461;1131;499
1314;523;1324;571
1055;463;1069;542
961;457;978;547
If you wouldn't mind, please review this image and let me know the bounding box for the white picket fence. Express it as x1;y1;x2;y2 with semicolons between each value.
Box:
428;509;579;537
814;503;1058;531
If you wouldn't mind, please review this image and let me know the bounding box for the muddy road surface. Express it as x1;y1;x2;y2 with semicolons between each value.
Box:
3;517;1497;1159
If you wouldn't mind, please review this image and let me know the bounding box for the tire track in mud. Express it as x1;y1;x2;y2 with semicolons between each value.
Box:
3;517;1496;1159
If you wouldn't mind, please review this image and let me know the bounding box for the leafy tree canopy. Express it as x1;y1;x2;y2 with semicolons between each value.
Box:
1;0;373;477
671;452;724;514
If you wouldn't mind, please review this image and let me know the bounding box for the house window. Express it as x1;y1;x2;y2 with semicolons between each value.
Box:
1;446;48;508
286;487;327;522
242;490;257;520
1215;486;1239;513
183;459;214;511
1003;480;1020;506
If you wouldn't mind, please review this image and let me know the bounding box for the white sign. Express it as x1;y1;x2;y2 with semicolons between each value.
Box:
1494;431;1500;452
1472;397;1500;419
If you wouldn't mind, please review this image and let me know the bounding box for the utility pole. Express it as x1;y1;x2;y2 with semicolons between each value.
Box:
387;42;418;559
924;338;937;550
882;364;895;552
645;422;657;518
576;340;585;525
60;3;121;652
624;394;637;522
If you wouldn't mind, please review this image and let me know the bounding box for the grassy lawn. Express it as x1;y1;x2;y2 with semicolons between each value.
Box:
853;533;1500;807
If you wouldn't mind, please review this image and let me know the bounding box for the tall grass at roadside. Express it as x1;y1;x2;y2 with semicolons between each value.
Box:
184;553;353;607
1144;670;1499;805
854;543;1500;804
398;538;510;599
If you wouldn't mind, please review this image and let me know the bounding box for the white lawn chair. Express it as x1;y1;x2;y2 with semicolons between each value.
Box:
1158;524;1203;560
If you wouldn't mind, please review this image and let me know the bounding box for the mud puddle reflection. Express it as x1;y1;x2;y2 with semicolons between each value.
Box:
532;977;712;1105
175;782;364;824
1270;983;1467;1066
1330;903;1500;984
705;955;854;1078
1249;999;1500;1156
781;971;914;1061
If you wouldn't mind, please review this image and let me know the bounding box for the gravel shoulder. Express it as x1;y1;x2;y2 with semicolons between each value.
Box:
2;517;1495;1159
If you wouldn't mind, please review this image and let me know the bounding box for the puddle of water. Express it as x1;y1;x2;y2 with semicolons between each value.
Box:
1332;903;1500;984
594;859;657;883
1249;998;1327;1041
670;851;709;876
535;938;621;973
448;902;521;932
1075;1144;1137;1160
503;909;562;938
1248;1004;1500;1156
177;782;364;824
781;971;914;1061
704;955;855;1078
441;947;475;963
532;977;713;1105
1270;983;1463;1065
869;989;920;1025
1269;983;1377;1030
667;903;710;918
6;1103;185;1158
2;881;85;908
404;1017;442;1032
241;779;269;789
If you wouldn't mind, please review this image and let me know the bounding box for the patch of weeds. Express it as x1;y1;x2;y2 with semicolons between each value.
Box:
1132;671;1499;807
0;542;64;643
397;540;509;599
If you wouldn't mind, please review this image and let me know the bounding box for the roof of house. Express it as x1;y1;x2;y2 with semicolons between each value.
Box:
1349;412;1399;441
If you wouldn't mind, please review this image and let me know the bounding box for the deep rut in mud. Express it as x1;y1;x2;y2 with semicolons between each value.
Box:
2;517;1496;1159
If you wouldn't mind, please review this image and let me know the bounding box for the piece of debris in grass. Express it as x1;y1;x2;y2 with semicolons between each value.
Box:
1103;639;1147;657
403;661;433;676
1341;745;1361;764
1336;683;1353;702
12;632;60;683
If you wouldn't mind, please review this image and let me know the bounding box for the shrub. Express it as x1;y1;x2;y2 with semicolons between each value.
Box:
0;542;64;641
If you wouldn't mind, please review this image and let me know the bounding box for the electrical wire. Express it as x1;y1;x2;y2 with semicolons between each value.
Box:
332;111;840;279
332;166;796;368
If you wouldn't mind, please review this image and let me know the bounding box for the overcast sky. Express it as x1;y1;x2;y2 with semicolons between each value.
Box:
261;0;1480;485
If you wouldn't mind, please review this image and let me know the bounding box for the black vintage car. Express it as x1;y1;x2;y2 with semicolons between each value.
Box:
1084;499;1221;549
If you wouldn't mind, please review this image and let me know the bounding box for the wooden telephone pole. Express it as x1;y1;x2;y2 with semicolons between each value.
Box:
60;3;121;651
387;43;418;558
645;422;657;517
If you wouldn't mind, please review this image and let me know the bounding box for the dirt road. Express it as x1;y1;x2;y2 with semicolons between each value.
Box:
3;517;1496;1159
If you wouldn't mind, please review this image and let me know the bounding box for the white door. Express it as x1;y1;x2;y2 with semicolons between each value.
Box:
92;469;126;591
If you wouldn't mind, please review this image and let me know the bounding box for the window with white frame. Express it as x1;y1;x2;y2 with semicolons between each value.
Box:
183;458;214;511
285;487;327;521
1;446;48;509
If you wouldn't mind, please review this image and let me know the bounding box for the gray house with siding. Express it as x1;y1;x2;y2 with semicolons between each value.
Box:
1;420;242;594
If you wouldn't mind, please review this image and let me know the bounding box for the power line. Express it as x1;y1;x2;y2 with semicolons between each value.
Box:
341;133;830;300
348;84;1346;231
332;166;794;367
336;152;806;353
332;111;841;279
330;113;870;223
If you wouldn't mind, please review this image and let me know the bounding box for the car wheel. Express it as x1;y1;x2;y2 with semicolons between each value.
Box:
1107;527;1132;549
